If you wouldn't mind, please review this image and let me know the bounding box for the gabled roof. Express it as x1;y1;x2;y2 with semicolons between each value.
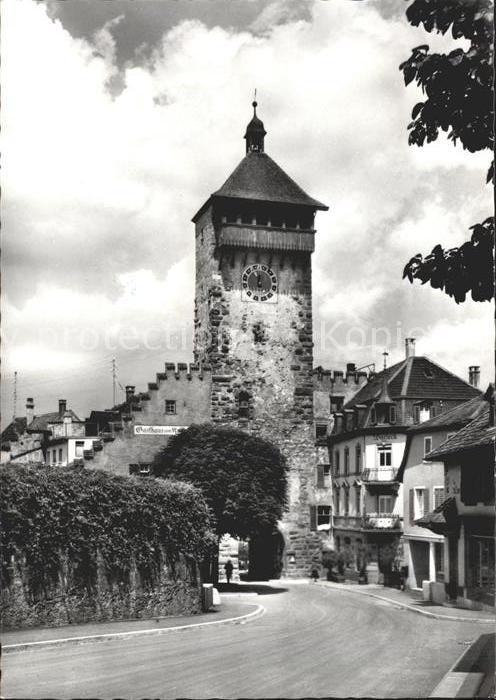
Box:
408;394;487;433
1;417;27;446
426;404;495;460
28;409;82;432
345;356;480;408
193;151;328;220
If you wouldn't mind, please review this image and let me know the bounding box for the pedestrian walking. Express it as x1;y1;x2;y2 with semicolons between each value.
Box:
310;566;319;583
224;559;234;584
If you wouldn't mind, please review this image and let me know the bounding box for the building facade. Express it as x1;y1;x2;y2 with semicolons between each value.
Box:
421;389;495;610
397;394;485;590
328;341;481;579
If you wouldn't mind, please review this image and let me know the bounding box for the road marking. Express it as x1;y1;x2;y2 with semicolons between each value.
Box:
3;603;266;654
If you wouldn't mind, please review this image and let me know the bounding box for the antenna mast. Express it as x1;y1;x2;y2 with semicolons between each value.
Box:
13;371;18;420
112;359;116;406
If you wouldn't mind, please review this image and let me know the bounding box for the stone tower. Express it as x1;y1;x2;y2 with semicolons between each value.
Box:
192;101;328;577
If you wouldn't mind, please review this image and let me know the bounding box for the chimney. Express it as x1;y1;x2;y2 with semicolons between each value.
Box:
126;385;135;402
468;366;480;389
26;398;34;425
405;337;416;359
58;399;67;417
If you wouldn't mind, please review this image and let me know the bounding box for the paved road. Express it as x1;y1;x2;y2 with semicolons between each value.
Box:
3;583;488;698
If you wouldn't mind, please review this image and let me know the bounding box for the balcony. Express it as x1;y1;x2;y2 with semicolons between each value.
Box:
362;468;398;482
362;513;401;530
333;515;363;530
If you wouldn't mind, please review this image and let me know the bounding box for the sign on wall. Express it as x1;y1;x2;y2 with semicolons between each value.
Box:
134;425;188;436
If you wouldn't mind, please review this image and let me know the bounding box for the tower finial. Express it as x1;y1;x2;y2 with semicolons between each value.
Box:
244;91;266;154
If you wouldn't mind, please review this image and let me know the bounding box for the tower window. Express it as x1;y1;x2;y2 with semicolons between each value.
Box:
330;396;344;414
315;423;327;441
238;391;250;418
165;400;176;415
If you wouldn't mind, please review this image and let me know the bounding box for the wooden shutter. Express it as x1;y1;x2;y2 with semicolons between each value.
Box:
409;489;415;524
310;505;317;531
424;488;430;516
317;464;325;488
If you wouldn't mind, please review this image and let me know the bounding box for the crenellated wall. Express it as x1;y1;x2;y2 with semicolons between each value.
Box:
86;363;212;476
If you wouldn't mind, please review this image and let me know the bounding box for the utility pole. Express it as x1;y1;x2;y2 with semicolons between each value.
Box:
112;358;116;406
13;371;18;421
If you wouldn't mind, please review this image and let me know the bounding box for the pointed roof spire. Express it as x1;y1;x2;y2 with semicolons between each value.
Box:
376;375;394;405
244;91;266;154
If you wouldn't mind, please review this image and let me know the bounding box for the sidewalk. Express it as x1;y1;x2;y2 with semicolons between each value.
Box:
316;580;496;623
2;599;262;652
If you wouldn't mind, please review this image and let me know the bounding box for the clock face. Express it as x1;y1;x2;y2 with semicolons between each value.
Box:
242;264;278;302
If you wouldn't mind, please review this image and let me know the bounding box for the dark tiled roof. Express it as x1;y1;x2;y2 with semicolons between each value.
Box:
426;404;495;460
345;357;480;407
28;409;82;432
1;417;27;445
212;152;328;210
408;394;486;433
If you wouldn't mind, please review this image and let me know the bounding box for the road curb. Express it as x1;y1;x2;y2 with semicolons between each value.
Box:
2;603;265;654
429;633;494;698
315;582;495;623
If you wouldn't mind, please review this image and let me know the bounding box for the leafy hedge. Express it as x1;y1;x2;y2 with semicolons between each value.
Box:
1;465;215;627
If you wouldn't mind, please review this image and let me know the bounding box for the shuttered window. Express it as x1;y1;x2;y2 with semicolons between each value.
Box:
310;505;317;531
433;486;445;509
409;489;415;524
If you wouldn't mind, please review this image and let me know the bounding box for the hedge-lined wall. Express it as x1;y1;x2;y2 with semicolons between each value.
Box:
1;465;215;629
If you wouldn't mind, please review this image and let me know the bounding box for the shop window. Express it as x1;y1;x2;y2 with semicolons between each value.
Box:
165;400;176;415
434;542;444;583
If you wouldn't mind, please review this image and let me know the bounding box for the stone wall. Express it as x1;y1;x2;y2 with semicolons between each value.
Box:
2;554;201;630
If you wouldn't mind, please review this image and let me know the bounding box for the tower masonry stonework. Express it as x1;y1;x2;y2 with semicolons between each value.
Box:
192;103;330;576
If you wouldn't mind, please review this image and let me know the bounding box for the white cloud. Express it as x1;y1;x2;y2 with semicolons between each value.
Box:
1;0;492;421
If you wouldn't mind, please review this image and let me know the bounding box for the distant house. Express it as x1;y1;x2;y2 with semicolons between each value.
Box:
328;338;481;579
419;387;495;610
1;398;93;467
396;394;485;591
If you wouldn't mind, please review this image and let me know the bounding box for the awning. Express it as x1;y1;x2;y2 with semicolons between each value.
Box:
414;496;459;535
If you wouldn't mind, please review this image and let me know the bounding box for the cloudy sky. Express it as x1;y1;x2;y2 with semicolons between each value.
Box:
1;0;492;424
